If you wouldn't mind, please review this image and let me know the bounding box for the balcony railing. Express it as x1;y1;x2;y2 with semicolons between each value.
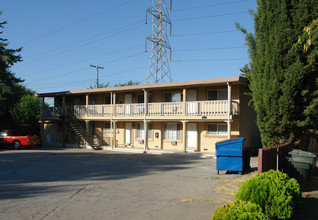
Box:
186;101;239;116
43;101;239;118
115;103;145;116
43;106;65;118
148;102;183;116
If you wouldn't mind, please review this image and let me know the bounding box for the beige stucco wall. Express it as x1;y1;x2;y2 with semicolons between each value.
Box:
239;87;261;151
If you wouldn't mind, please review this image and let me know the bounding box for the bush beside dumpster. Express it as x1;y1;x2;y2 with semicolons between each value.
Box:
212;170;302;219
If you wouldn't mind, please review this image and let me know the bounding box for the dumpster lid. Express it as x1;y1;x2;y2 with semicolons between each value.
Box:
215;137;245;145
288;149;316;158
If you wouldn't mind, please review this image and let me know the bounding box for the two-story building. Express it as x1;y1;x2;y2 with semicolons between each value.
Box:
37;76;261;154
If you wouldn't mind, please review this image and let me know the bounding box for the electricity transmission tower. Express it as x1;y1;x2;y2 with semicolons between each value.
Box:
145;0;172;84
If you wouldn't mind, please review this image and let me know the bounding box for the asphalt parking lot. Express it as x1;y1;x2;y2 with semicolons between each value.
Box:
0;146;248;220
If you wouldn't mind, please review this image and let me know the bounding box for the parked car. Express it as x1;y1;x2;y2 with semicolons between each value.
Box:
0;130;41;149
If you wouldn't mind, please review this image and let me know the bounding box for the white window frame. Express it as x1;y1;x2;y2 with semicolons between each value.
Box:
207;124;227;135
164;123;181;140
136;123;152;139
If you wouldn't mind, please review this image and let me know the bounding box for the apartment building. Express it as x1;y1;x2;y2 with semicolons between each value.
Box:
37;76;261;154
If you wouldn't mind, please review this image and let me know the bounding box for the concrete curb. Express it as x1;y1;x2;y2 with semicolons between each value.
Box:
102;146;215;159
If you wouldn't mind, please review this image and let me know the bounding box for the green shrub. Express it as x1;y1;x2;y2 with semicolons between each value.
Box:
235;170;302;219
212;200;266;220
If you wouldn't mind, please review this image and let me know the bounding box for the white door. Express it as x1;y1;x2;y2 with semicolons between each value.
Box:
186;90;197;114
125;123;132;145
187;123;197;148
125;94;132;115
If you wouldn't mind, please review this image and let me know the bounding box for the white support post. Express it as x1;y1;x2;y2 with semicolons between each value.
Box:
143;89;148;153
110;92;113;149
85;94;89;116
182;121;187;153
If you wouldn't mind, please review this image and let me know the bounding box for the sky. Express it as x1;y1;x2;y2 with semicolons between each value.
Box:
2;0;256;95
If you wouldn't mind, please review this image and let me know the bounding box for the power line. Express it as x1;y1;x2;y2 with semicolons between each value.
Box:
24;43;144;76
18;23;144;66
14;0;133;47
171;30;244;37
25;20;144;60
172;58;248;62
172;0;248;12
173;11;249;22
173;46;246;52
26;51;145;84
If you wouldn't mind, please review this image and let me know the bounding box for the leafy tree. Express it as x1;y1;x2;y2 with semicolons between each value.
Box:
114;80;140;87
0;12;26;129
88;82;110;89
237;0;318;147
11;94;41;134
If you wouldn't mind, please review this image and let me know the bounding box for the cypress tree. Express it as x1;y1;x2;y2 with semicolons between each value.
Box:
239;0;318;146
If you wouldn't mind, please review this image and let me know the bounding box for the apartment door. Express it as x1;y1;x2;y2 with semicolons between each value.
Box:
125;123;132;145
125;94;132;115
186;123;197;148
186;90;197;114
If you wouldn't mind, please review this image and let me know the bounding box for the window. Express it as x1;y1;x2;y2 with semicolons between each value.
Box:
104;122;112;131
207;124;227;135
208;89;228;100
164;123;181;140
136;123;152;139
104;96;111;104
164;92;181;102
137;94;152;103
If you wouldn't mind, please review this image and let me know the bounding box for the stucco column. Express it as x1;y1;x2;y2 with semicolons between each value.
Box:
113;121;117;148
143;120;148;153
182;121;187;153
227;82;232;139
85;94;89;116
182;88;187;116
85;120;90;147
40;97;45;145
110;92;113;149
113;93;117;116
144;89;148;115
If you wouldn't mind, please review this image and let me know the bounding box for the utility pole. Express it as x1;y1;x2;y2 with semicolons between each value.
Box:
90;64;104;88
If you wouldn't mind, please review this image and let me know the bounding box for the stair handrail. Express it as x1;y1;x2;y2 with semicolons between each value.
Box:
64;105;105;147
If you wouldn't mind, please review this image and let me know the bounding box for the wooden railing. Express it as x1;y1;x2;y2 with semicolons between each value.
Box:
115;103;145;116
43;101;240;118
148;102;183;116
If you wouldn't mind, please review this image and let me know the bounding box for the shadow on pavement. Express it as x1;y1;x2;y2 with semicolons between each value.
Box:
0;145;207;200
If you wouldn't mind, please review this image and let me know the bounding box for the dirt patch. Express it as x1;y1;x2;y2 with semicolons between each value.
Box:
213;171;258;197
181;198;231;204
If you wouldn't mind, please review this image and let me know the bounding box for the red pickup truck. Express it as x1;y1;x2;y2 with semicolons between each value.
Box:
0;130;41;149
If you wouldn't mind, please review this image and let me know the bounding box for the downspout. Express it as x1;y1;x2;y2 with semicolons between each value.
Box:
227;82;231;140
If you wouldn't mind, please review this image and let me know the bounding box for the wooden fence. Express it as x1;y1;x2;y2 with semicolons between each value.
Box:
258;143;293;173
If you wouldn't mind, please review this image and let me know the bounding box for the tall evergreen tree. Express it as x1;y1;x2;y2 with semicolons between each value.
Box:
238;0;318;146
0;12;28;129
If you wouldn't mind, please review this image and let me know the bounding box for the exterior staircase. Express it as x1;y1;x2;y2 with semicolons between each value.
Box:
65;106;103;150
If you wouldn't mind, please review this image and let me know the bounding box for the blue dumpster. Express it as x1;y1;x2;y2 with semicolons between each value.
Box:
215;138;248;174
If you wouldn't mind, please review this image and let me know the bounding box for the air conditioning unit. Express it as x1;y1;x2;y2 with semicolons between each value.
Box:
170;140;177;145
138;139;144;144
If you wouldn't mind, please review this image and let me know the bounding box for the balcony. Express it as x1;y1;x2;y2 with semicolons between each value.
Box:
148;102;183;116
115;104;145;116
42;101;239;119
